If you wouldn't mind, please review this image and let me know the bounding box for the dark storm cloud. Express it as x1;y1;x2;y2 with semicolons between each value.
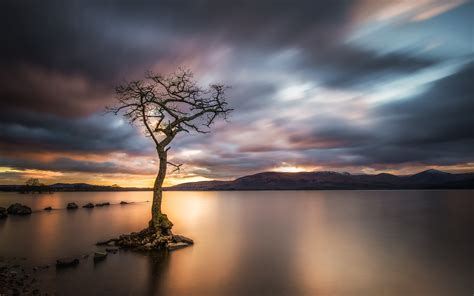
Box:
288;124;373;150
0;0;437;122
167;61;474;178
377;63;474;145
0;65;112;117
0;1;167;82
0;110;151;155
294;62;474;167
366;62;474;164
0;1;344;80
0;0;434;89
0;0;471;181
304;47;436;88
1;157;122;174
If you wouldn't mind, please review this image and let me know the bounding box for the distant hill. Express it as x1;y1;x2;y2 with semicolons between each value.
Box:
1;169;473;192
168;169;474;191
0;183;151;192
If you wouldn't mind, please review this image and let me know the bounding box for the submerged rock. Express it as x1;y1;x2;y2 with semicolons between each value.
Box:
105;247;119;254
95;202;110;207
56;258;79;268
93;251;107;262
96;238;118;246
66;202;78;210
7;203;32;215
82;203;94;208
173;235;194;245
44;206;52;211
168;242;189;251
0;207;7;219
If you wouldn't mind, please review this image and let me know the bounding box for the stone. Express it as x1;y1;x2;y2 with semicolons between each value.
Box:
95;202;110;207
168;242;189;251
173;235;194;245
43;207;52;211
96;238;118;246
93;251;107;262
56;258;79;268
0;207;7;219
82;203;94;208
105;247;119;254
7;203;32;215
157;213;173;233
119;201;129;205
66;202;78;210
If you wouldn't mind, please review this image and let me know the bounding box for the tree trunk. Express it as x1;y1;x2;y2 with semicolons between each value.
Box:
150;148;168;230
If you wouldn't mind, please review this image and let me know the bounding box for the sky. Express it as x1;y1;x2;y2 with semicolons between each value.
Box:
0;0;473;187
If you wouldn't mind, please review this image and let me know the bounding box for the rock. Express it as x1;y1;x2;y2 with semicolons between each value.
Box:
7;203;32;215
96;238;118;246
173;235;194;245
95;202;110;207
119;201;129;205
82;203;94;208
93;251;107;262
43;206;52;211
158;214;173;233
168;242;189;251
105;247;119;254
56;257;79;268
66;202;78;210
0;207;7;219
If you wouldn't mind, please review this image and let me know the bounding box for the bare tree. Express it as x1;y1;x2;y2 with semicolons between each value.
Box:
22;178;42;194
26;178;40;187
108;69;232;233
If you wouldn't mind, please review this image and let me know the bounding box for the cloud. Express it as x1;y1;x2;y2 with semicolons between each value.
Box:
0;0;472;183
0;111;152;155
1;157;121;174
0;65;113;117
166;62;474;178
368;62;474;164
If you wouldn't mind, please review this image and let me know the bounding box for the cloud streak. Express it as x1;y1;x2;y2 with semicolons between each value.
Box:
0;0;472;185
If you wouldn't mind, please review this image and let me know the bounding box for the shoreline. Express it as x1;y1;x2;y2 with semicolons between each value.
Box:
0;258;49;296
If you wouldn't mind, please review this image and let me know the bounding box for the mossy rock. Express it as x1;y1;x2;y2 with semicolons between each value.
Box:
158;213;173;230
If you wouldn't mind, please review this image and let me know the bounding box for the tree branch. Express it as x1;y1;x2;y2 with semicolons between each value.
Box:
166;161;183;174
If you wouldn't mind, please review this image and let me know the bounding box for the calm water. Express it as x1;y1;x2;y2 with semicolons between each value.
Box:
0;190;473;295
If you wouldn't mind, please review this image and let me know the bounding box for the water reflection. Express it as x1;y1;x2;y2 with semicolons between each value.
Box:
146;251;170;295
0;190;472;295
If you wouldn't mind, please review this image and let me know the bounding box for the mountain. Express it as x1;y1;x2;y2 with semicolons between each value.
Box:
1;169;473;192
0;183;151;192
169;169;474;191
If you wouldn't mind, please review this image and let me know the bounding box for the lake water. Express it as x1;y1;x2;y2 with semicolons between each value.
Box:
0;190;473;295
